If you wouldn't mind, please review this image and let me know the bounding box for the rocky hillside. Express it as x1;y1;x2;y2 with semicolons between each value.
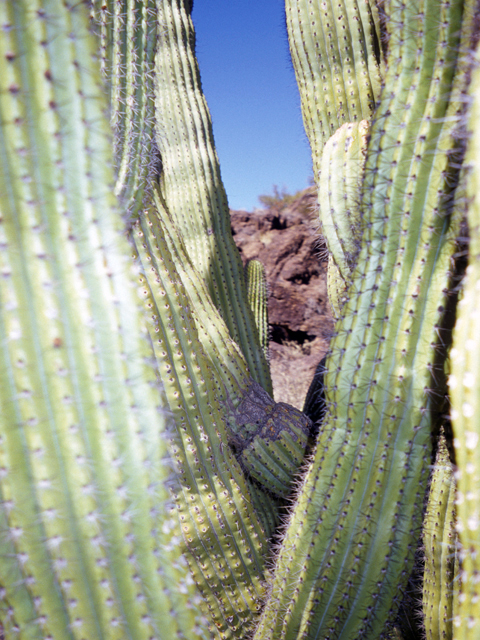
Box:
230;187;334;409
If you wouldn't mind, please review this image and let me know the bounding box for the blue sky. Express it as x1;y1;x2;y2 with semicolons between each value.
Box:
192;1;313;211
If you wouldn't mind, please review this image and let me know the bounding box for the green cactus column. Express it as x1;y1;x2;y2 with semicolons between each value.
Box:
132;213;269;639
285;0;383;179
154;0;272;395
90;0;158;219
318;120;369;317
245;260;270;362
422;434;457;640
0;1;210;638
449;45;480;640
252;0;468;636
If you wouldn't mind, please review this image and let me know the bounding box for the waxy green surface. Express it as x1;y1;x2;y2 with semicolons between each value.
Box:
91;0;157;219
318;120;369;317
253;0;466;636
423;435;456;640
245;260;269;362
154;0;272;394
133;213;269;639
0;1;210;638
450;43;480;640
285;0;383;179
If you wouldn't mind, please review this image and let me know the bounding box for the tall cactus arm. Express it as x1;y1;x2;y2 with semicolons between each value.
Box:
318;120;369;317
245;260;270;363
285;0;383;179
90;0;158;219
132;217;269;639
154;0;272;394
449;45;480;639
0;1;211;638
148;190;251;405
422;434;457;640
252;0;468;636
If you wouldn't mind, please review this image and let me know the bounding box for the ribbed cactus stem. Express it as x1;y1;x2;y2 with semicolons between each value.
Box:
133;214;269;638
245;260;269;362
154;0;272;394
318;120;369;316
252;0;467;635
91;0;158;218
0;1;210;638
285;0;383;178
422;434;457;640
449;44;480;639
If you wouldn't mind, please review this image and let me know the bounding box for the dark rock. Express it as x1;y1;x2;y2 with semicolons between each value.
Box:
230;188;334;409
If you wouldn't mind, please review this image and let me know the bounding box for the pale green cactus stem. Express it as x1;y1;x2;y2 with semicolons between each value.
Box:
252;0;468;636
422;433;457;640
154;0;272;394
285;0;383;180
132;213;270;639
245;260;269;362
142;196;312;499
449;44;480;639
318;120;369;317
0;1;211;638
90;0;158;219
142;192;283;528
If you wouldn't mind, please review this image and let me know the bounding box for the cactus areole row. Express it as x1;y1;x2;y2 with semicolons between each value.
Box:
0;1;479;639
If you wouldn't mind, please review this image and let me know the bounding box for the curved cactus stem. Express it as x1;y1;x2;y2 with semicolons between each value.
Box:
327;254;348;318
422;433;457;640
144;192;282;532
90;0;158;219
154;0;272;394
449;41;480;640
148;189;252;407
132;214;269;639
318;121;369;316
252;0;468;636
146;189;311;502
0;1;211;638
227;381;312;499
285;0;383;179
245;260;270;363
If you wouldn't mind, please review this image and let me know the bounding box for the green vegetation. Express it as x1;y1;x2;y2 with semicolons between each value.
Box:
0;1;479;639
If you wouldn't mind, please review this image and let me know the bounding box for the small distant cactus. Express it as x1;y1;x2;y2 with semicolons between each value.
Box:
0;0;480;639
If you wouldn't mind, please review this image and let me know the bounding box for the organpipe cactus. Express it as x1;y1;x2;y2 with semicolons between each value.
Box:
1;1;480;640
